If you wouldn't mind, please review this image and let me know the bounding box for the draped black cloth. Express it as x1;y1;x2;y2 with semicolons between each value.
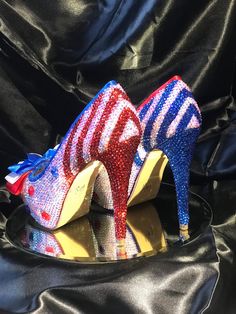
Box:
0;0;235;313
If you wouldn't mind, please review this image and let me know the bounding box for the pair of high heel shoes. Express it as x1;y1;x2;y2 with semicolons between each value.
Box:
5;76;201;257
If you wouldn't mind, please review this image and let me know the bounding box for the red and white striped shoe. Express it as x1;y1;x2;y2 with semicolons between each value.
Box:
5;81;142;255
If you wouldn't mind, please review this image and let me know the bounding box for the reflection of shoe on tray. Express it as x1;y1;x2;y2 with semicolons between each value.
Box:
21;217;96;260
127;202;167;254
90;202;167;259
20;201;166;261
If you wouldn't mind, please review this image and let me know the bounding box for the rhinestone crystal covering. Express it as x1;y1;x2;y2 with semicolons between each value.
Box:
6;81;142;245
94;76;202;240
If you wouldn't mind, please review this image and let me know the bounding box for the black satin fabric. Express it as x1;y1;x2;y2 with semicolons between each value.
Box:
0;0;236;313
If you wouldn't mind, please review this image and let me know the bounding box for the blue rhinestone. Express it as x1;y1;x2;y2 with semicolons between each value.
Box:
51;167;58;178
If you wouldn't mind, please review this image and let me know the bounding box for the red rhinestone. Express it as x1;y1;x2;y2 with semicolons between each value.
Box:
45;246;54;253
28;186;34;196
41;211;51;221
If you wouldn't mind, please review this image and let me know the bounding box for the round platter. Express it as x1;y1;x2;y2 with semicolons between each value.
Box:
6;183;212;263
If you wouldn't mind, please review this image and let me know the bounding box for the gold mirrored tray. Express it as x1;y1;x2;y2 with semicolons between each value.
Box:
6;184;212;263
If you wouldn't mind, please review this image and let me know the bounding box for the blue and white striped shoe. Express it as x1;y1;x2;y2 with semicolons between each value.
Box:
94;76;202;241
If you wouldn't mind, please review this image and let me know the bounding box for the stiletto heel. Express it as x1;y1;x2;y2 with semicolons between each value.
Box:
6;81;142;253
94;76;201;241
102;151;133;256
95;102;141;256
157;129;200;240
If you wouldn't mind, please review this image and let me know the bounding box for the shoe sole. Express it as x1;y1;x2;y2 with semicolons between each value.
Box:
128;149;168;207
56;161;101;228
